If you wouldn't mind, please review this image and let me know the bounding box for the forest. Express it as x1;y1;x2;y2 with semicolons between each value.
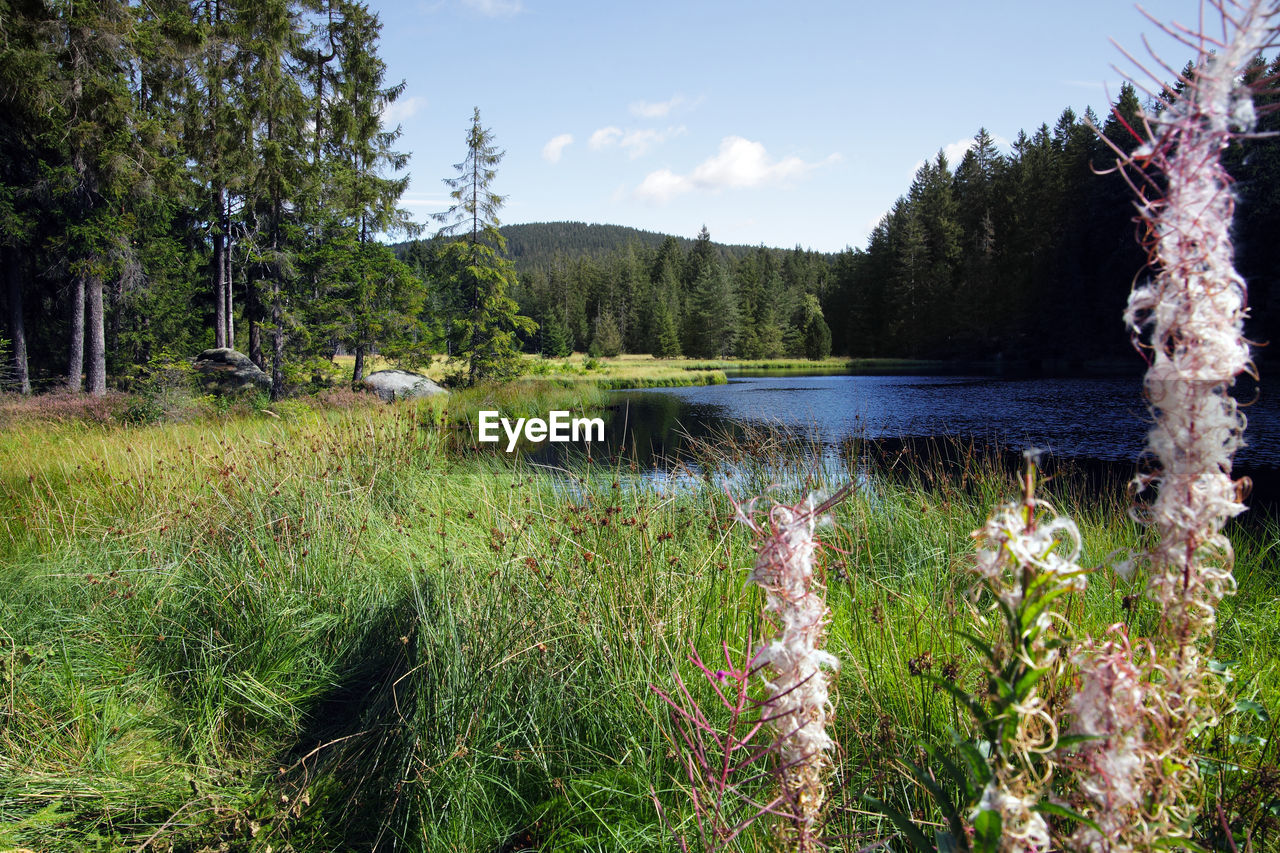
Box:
5;1;1280;398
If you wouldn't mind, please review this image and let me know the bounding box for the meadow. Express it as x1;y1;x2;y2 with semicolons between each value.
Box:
0;388;1276;851
331;352;906;391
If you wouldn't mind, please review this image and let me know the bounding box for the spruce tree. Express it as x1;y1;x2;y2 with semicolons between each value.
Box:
186;0;248;351
43;0;154;395
684;261;738;358
434;108;534;386
799;293;831;360
0;0;52;394
589;311;623;357
539;310;572;358
323;0;419;385
239;0;308;398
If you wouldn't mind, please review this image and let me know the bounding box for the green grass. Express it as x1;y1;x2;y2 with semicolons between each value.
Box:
0;391;1276;850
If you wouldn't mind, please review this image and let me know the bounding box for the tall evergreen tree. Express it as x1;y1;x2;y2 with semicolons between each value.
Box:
684;260;738;358
239;0;308;398
0;0;53;394
323;0;419;384
434;108;534;386
187;0;249;351
799;293;831;360
952;128;1004;347
43;0;152;395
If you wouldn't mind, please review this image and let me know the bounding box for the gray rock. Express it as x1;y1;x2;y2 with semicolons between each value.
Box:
362;369;446;401
193;348;271;395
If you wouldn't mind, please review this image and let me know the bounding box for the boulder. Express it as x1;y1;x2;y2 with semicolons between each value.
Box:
362;369;446;402
193;348;270;395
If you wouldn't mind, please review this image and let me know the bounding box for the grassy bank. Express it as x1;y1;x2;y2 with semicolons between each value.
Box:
0;396;1276;850
331;352;957;391
330;352;731;390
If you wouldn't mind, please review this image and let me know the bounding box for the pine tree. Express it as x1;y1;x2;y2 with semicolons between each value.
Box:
653;302;681;358
684;261;738;358
43;0;156;395
539;310;572;358
589;311;623;357
323;0;419;385
434;108;534;386
184;0;247;351
952;128;1004;348
239;0;308;398
799;293;831;360
0;0;53;394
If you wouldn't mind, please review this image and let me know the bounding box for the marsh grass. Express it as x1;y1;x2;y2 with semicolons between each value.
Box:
0;394;1275;850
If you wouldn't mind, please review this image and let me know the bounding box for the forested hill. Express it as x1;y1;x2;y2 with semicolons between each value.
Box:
499;222;785;273
400;221;787;275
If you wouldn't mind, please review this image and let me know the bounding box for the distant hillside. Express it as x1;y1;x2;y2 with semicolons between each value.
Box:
393;221;825;274
498;221;783;272
502;221;680;259
499;217;747;261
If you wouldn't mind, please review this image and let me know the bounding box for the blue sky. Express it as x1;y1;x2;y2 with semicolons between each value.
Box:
373;1;1205;252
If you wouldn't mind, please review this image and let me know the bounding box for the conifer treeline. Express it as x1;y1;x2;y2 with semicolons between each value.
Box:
830;65;1280;363
487;72;1280;367
489;227;834;360
5;4;1280;396
1;0;423;398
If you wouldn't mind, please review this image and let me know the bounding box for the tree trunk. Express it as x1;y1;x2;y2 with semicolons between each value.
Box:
213;191;226;348
223;202;233;348
352;344;365;386
5;250;30;394
66;275;85;392
248;276;262;369
86;273;106;395
270;279;284;401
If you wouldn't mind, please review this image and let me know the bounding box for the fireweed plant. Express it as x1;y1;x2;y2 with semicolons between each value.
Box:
872;4;1280;848
864;452;1093;853
733;487;849;848
1082;0;1280;846
654;487;848;851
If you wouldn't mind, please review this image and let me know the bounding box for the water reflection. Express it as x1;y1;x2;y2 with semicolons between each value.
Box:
519;373;1280;505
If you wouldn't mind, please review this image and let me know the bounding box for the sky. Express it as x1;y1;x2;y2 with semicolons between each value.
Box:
372;0;1214;253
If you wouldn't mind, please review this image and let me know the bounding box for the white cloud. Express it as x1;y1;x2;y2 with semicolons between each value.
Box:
589;125;684;158
636;136;837;202
635;169;689;203
381;96;425;126
462;0;522;16
589;126;623;149
941;138;975;166
625;126;685;157
629;94;690;118
541;133;573;163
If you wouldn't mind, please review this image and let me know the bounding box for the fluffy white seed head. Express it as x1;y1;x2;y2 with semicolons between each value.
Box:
738;494;839;831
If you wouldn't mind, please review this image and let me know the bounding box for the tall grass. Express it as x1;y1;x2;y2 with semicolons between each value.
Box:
0;399;1274;850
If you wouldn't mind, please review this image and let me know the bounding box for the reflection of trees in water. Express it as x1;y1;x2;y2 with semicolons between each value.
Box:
513;386;1280;514
522;394;728;472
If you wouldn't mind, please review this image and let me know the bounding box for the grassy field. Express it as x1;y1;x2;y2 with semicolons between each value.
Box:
0;389;1276;851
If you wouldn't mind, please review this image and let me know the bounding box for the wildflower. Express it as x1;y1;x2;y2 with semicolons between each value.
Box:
973;500;1087;613
974;778;1051;852
1119;0;1272;651
1065;626;1149;853
966;452;1084;853
1093;1;1278;842
734;487;847;846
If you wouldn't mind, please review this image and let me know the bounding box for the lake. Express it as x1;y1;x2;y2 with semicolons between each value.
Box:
523;372;1280;505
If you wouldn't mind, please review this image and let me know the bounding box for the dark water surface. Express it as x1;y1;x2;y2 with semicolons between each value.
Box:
524;373;1280;504
609;373;1277;461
